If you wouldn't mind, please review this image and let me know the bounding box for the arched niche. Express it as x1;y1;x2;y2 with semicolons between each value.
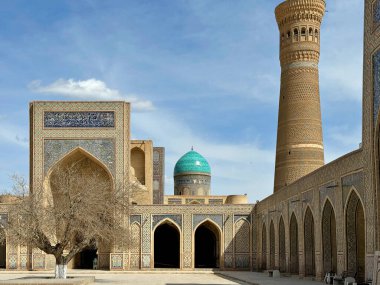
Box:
131;147;145;185
279;216;286;272
346;190;365;282
290;213;299;274
322;199;337;274
304;207;315;276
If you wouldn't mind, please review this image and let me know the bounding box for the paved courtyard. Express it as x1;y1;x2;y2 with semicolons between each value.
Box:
0;270;325;285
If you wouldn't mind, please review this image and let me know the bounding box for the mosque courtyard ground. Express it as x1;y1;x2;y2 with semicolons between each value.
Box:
0;271;325;285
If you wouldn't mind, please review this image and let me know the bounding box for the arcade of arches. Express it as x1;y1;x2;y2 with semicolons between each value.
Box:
259;189;367;282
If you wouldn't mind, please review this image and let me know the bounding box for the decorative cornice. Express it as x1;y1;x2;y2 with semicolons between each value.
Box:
275;0;325;27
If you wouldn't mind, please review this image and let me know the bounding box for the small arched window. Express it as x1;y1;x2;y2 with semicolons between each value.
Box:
315;29;319;42
309;27;313;35
293;28;299;41
301;27;306;36
287;31;291;38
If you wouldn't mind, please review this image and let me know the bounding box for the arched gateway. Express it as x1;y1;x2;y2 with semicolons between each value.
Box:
194;221;220;268
154;221;180;268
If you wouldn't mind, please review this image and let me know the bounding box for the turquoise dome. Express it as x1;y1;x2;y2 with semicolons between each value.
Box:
174;150;211;176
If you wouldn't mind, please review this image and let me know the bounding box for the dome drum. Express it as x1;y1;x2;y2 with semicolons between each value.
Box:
173;150;211;196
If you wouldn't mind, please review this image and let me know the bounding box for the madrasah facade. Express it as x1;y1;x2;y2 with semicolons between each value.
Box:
0;0;380;283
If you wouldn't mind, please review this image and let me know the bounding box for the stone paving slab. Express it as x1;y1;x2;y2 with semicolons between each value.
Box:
0;276;94;285
0;271;328;285
218;271;323;285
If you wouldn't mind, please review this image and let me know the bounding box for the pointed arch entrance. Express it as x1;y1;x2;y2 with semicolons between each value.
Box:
290;213;299;274
48;148;113;270
279;217;286;272
322;200;337;274
154;221;180;268
194;221;220;268
304;207;315;276
346;191;365;281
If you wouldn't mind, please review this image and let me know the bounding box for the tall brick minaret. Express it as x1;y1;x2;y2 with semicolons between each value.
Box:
273;0;326;192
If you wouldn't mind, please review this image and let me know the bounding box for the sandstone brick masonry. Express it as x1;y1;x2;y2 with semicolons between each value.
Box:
1;0;380;283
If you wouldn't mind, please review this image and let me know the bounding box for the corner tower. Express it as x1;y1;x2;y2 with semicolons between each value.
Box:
273;0;325;192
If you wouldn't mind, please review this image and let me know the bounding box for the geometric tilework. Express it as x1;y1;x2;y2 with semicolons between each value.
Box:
44;111;115;128
152;215;182;229
235;254;250;269
141;214;151;253
20;254;28;269
44;139;115;176
130;223;141;254
32;254;45;269
234;219;250;253
224;254;233;268
111;254;123;270
374;49;380;123
142;254;151;268
193;214;223;229
8;254;17;269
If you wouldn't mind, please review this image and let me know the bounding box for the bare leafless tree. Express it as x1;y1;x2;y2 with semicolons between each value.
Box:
2;156;130;279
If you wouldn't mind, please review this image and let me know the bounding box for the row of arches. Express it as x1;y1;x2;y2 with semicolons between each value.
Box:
150;220;220;269
281;27;319;44
261;191;365;281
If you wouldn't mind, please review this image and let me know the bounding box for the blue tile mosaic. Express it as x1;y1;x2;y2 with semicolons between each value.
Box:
44;139;115;176
174;150;211;175
374;49;380;124
44;111;115;128
193;214;223;229
152;215;182;229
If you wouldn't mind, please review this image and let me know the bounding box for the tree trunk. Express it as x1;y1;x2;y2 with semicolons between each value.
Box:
55;256;67;279
55;264;67;279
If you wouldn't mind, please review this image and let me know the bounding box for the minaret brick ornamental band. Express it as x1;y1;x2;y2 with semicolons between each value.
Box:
273;0;325;192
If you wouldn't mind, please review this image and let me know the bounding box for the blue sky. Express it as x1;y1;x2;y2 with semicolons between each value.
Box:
0;0;364;202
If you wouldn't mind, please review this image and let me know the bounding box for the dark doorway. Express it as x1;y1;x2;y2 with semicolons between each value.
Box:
154;222;180;268
195;222;219;268
75;247;98;269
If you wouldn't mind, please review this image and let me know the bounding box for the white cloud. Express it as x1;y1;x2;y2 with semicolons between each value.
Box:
28;78;155;112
